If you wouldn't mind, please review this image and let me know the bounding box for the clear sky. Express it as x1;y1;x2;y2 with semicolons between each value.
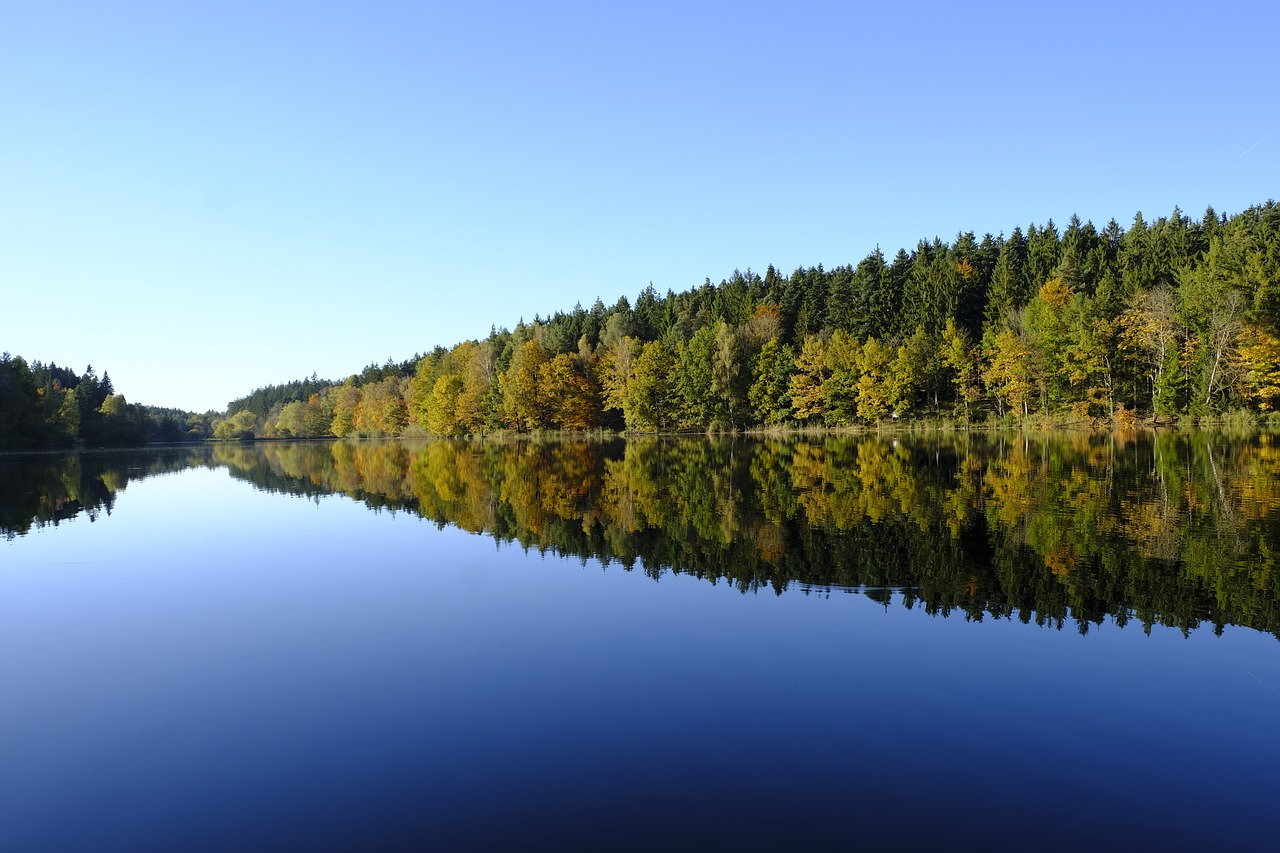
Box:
2;0;1276;413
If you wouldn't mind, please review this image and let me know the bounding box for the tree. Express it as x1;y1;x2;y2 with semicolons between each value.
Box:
749;338;793;424
823;331;861;425
894;324;940;414
939;319;980;421
0;354;44;450
276;400;306;437
826;266;857;332
353;377;407;435
428;374;466;435
633;284;665;341
539;352;599;430
676;325;718;428
459;340;497;432
710;321;747;427
302;392;334;436
745;302;784;347
501;340;551;430
1196;289;1246;412
788;336;828;423
1119;285;1181;417
329;384;361;436
1178;239;1248;413
983;329;1035;417
1023;278;1073;411
214;409;259;440
855;337;892;422
850;249;890;340
628;340;677;431
1025;220;1061;296
900;239;956;334
1236;325;1280;410
599;335;641;423
1060;300;1115;417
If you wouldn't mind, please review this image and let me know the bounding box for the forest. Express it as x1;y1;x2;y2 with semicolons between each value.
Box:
0;358;218;450
224;201;1280;439
3;200;1279;449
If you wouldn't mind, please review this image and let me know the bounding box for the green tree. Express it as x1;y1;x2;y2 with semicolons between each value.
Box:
214;409;259;440
850;249;891;340
276;400;306;437
823;331;862;425
676;325;718;428
749;338;793;424
628;340;677;431
1059;297;1116;417
710;321;747;427
1177;234;1250;413
1025;220;1061;296
984;227;1028;330
1023;279;1073;411
0;354;45;449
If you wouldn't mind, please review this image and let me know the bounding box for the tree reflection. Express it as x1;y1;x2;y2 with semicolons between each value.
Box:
1;447;213;539
4;434;1279;637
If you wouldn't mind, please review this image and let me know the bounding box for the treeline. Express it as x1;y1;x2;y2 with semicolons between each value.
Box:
8;200;1278;449
0;355;216;451
217;201;1280;439
224;356;420;421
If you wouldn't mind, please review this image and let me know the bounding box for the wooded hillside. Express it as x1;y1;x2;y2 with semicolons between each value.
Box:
230;202;1280;437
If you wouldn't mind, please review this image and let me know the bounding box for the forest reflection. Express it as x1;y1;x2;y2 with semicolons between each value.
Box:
5;433;1280;638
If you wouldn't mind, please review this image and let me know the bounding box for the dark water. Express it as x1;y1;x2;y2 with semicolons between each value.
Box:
2;435;1278;850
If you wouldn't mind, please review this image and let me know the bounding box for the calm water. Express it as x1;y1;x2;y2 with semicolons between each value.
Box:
2;435;1278;850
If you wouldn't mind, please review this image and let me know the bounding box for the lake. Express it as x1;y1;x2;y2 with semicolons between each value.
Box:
2;434;1278;849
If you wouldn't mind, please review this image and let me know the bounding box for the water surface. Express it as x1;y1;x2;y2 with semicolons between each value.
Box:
2;436;1278;849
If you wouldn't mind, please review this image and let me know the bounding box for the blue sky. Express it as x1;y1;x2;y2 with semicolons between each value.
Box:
2;0;1276;412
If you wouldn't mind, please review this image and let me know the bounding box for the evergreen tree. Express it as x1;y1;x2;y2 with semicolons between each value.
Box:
985;227;1028;331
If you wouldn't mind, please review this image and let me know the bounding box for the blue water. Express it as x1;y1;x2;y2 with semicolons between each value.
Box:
2;462;1278;850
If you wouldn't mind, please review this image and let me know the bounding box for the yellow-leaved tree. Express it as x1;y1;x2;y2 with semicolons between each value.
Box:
788;335;828;424
983;329;1035;418
939;318;980;421
855;337;892;423
1236;325;1280;410
501;340;550;430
